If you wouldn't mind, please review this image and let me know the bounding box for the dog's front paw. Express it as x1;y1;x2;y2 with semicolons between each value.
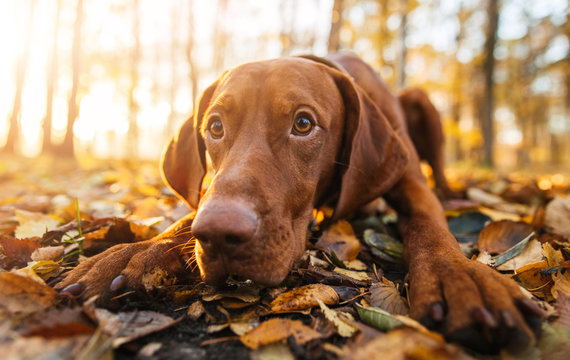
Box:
408;254;543;353
55;238;192;304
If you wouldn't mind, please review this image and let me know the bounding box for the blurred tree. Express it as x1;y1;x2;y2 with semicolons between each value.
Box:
57;0;83;157
213;0;229;74
480;0;498;167
127;0;140;158
187;0;199;109
328;0;344;52
167;2;179;139
2;0;35;154
396;0;408;89
42;0;61;153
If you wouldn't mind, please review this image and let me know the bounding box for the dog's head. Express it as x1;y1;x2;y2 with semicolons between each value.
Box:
161;57;408;286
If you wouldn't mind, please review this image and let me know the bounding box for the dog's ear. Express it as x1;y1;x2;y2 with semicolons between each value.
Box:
331;73;409;220
160;80;219;209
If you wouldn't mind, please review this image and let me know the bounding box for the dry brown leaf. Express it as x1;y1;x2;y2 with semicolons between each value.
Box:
544;196;570;239
202;284;261;303
31;245;64;262
343;259;367;270
19;307;96;338
343;327;470;360
316;220;361;261
496;239;544;271
240;318;322;349
333;267;372;281
542;242;564;267
88;307;178;347
250;343;295;360
316;298;356;337
270;283;339;313
478;220;534;255
369;279;409;315
0;235;41;268
14;209;61;239
187;301;205;320
514;261;553;300
552;271;570;300
0;271;56;314
141;267;177;291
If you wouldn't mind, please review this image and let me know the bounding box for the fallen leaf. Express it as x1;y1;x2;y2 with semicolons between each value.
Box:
544;196;570;239
355;304;403;331
0;271;56;314
552;271;570;300
31;245;64;261
187;301;205;320
14;209;60;239
478;220;534;254
316;220;361;261
448;211;492;240
250;343;295;360
343;259;367;271
543;242;564;267
19;307;96;338
202;284;261;303
240;318;322;349
363;230;403;263
0;235;41;268
270;284;339;313
316;298;356;337
369;278;409;315
496;238;544;271
333;267;372;281
141;267;177;291
87;307;178;347
343;327;470;360
513;261;553;300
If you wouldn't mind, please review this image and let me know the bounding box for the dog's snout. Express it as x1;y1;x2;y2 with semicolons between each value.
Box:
192;200;258;250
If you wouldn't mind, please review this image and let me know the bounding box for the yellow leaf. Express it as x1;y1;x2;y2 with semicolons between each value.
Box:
240;318;322;349
270;284;339;313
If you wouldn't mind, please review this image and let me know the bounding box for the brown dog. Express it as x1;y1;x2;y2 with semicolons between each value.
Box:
57;53;541;352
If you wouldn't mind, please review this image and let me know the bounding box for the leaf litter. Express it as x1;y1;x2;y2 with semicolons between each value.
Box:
0;157;569;359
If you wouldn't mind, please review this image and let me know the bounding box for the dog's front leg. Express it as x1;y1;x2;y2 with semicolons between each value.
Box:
56;213;197;304
385;173;542;353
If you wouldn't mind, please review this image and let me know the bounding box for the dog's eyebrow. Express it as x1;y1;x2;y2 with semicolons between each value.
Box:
212;94;236;112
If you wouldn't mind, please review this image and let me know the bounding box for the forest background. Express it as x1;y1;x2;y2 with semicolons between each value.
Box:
0;0;568;172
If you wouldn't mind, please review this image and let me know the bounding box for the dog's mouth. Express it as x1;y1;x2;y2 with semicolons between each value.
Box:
193;226;305;288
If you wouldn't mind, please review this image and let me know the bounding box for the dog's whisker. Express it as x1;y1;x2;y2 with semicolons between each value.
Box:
174;225;193;235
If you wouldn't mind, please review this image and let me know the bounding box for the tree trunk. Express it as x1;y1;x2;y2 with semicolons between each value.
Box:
451;1;466;163
376;0;388;69
327;0;344;53
166;2;180;138
127;0;141;158
42;0;62;154
480;0;498;167
187;0;199;109
2;0;35;154
57;0;83;157
212;0;228;74
397;0;408;89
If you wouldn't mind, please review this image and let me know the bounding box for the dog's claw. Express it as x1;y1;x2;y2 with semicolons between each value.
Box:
61;283;83;296
517;299;544;318
110;275;127;291
430;302;445;322
471;307;497;328
501;310;517;328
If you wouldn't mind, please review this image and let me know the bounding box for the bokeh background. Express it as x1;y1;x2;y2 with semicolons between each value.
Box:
0;0;568;170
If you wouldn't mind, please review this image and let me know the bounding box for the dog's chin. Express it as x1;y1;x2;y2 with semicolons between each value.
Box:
200;265;290;287
195;243;298;288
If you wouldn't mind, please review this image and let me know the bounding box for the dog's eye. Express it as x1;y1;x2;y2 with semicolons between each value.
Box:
208;119;224;139
292;114;313;135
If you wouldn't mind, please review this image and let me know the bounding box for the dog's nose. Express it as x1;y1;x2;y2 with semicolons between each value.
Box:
192;200;258;250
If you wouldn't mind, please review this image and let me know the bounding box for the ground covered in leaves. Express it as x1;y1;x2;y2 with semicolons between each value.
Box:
0;156;569;360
